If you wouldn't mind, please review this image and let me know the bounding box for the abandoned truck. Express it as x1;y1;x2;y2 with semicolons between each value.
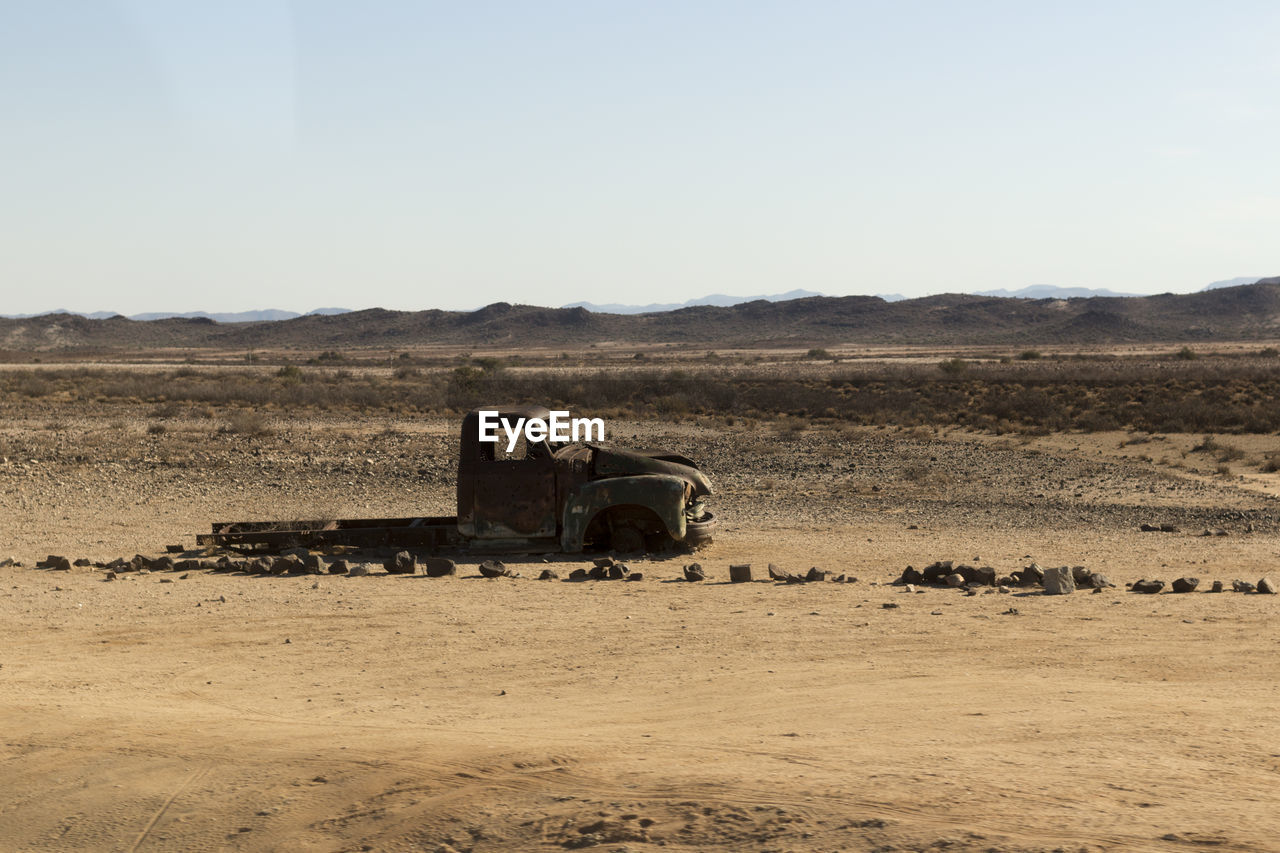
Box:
197;406;716;555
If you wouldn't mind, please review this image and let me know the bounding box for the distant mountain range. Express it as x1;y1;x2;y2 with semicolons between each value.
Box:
1;278;1270;321
561;289;878;313
973;285;1144;299
3;278;1277;350
0;308;352;323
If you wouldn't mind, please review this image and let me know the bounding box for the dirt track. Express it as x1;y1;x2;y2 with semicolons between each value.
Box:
3;414;1280;851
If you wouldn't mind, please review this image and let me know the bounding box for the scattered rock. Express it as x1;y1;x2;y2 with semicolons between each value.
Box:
804;566;826;583
568;568;588;581
944;572;965;588
73;557;92;567
1171;577;1200;594
587;564;610;580
347;564;370;577
1160;524;1180;533
1017;564;1044;586
1258;577;1277;595
897;566;924;585
1131;579;1165;594
683;563;706;582
422;557;456;577
729;564;753;583
1201;528;1228;537
882;602;899;609
767;563;786;580
607;563;630;580
384;551;417;575
40;555;72;571
328;560;350;575
1085;572;1115;589
538;569;559;580
1232;579;1256;593
1042;565;1075;595
104;570;116;581
478;560;510;578
1209;580;1223;593
904;584;916;594
625;572;643;581
592;556;615;569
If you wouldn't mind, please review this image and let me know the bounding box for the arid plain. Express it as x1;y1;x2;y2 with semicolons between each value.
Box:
2;348;1279;852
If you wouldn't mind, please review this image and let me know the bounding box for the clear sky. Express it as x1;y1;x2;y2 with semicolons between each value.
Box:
1;1;1277;314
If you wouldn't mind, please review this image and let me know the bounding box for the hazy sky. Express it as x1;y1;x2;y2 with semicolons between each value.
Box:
2;1;1277;314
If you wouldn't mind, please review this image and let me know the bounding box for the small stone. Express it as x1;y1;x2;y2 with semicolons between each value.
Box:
897;566;924;585
1209;580;1224;593
592;556;616;569
73;558;91;567
625;572;643;581
538;569;559;580
1086;572;1115;589
422;557;456;577
904;584;916;594
1131;579;1165;594
178;572;189;580
804;566;826;583
104;571;116;581
1042;566;1075;595
1258;577;1277;595
882;602;898;609
568;568;587;580
729;564;752;583
1232;579;1255;593
607;563;630;580
1171;577;1200;593
384;551;416;575
347;564;370;577
1159;524;1180;533
997;585;1010;593
328;560;350;575
683;563;706;582
944;572;965;588
478;560;509;578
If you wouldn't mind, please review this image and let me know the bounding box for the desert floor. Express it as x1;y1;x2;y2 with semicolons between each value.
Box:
2;410;1279;852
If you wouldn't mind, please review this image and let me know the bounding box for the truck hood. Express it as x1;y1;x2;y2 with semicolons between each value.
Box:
589;446;713;498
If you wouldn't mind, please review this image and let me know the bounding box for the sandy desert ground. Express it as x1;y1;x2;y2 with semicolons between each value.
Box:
3;404;1280;852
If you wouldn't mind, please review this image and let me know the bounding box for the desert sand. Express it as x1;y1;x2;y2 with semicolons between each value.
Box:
2;411;1279;852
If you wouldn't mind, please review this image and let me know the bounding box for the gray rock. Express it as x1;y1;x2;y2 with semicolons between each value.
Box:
944;572;965;588
1232;579;1255;593
384;551;416;575
422;557;456;577
1209;580;1224;593
1086;572;1115;589
1258;577;1277;595
1042;565;1075;595
897;566;924;585
1018;564;1045;586
538;569;559;580
1171;577;1200;593
328;560;350;575
478;560;509;578
1070;566;1092;585
805;566;826;583
303;554;322;573
347;563;370;577
683;563;706;582
729;564;752;583
625;572;643;581
1131;579;1165;594
569;568;588;580
42;555;72;571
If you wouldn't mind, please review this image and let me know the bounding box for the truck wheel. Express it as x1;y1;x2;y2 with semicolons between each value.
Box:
609;524;645;554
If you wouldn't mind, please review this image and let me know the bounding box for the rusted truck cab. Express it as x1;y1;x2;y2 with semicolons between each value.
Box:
456;406;715;553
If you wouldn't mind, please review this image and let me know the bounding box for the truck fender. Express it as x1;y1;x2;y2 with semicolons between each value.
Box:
560;475;688;552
